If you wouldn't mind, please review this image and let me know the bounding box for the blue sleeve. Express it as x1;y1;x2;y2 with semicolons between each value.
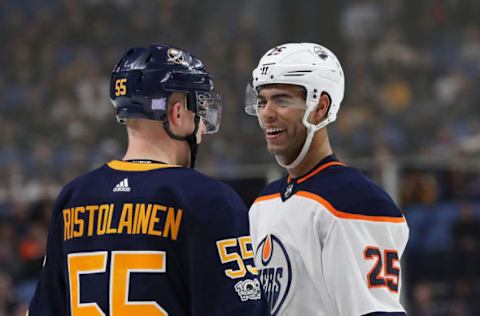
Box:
187;184;269;316
28;190;69;315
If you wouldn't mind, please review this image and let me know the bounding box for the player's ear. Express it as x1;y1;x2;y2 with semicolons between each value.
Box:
312;93;330;123
167;102;183;127
167;92;186;127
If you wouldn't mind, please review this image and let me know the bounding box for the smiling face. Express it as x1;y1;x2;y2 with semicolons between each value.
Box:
256;84;308;164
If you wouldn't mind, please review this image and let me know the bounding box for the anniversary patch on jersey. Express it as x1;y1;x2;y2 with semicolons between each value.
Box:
234;279;261;302
255;234;292;315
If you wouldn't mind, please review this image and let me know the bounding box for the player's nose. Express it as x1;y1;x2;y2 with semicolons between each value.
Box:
195;120;206;144
199;119;206;134
259;100;277;122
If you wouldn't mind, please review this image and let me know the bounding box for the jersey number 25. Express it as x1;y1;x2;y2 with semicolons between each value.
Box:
363;246;400;293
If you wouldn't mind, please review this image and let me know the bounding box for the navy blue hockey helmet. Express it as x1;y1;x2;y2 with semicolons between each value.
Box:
110;44;221;134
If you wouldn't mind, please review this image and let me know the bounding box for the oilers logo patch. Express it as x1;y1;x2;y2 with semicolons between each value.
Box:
314;45;329;60
283;183;294;200
266;46;286;56
255;234;292;315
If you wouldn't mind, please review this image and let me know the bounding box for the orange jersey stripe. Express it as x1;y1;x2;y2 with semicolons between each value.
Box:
288;161;346;184
252;190;405;223
296;191;406;223
253;193;281;204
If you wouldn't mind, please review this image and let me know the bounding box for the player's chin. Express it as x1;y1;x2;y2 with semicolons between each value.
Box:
267;144;286;156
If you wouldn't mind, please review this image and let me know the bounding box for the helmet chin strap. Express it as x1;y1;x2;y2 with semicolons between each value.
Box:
163;115;200;168
274;98;333;170
275;124;315;169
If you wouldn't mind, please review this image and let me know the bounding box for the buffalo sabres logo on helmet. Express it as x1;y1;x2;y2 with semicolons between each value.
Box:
255;234;292;315
167;48;185;64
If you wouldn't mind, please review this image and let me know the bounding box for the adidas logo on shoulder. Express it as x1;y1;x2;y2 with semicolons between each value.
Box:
113;178;131;192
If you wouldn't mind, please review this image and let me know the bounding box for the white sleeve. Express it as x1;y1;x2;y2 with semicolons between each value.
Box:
321;217;409;316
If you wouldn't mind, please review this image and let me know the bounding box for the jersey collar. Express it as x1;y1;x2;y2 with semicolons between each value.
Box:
281;154;345;201
287;154;346;184
107;160;180;171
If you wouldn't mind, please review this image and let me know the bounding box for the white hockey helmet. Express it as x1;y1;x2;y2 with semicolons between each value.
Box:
245;43;345;169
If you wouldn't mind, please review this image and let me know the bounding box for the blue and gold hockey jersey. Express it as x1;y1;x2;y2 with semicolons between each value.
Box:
29;160;267;316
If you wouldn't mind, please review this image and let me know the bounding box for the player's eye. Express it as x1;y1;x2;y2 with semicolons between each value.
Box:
274;98;293;107
256;99;267;108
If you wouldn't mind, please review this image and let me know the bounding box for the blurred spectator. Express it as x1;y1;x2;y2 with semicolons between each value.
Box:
409;281;441;316
0;272;17;315
459;25;480;73
377;73;412;114
452;202;480;279
433;68;469;107
401;172;440;207
340;0;383;43
373;28;419;69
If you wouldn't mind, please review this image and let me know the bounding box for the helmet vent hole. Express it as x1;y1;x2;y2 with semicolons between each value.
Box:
287;70;312;73
284;70;312;77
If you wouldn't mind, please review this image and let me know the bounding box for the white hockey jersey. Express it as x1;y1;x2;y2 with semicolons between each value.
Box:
249;155;409;316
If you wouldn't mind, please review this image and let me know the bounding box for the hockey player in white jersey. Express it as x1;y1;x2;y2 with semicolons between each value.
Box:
245;43;409;316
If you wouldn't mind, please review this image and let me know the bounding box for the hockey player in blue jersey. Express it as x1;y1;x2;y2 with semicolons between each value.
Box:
245;43;409;315
28;44;267;316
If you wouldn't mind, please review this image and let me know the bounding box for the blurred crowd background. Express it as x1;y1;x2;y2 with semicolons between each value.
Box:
1;0;480;315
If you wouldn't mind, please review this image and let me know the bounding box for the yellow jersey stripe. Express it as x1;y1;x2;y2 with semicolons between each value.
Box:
107;160;179;172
